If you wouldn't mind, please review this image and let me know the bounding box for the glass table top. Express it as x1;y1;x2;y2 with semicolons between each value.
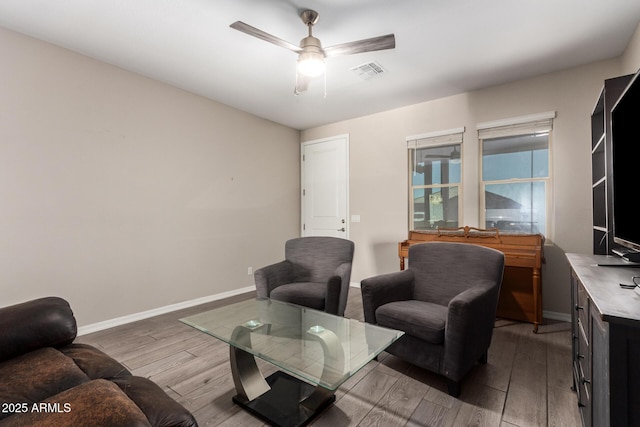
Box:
180;298;404;390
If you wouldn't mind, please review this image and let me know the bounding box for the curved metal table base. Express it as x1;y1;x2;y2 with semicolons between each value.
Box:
229;324;345;427
229;324;271;401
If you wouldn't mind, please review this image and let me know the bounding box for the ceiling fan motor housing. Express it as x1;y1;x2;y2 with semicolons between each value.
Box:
300;35;323;54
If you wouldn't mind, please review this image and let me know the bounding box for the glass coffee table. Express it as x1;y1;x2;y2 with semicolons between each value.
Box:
180;298;403;427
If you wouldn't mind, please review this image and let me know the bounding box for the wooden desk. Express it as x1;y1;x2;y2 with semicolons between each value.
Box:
398;226;545;332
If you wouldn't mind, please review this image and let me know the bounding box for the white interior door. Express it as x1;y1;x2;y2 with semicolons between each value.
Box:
301;135;349;238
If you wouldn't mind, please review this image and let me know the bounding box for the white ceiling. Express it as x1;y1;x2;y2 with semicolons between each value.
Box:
1;0;640;130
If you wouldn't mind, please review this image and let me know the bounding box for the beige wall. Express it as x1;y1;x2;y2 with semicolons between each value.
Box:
622;22;640;74
0;27;301;326
3;19;639;325
302;59;625;316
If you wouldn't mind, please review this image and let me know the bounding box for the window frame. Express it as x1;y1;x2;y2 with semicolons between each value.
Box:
407;128;464;231
477;112;555;238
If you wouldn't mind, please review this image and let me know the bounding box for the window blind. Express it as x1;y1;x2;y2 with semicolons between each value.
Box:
407;127;465;149
477;111;555;140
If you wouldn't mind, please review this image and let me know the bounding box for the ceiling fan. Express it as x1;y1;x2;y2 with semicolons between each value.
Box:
230;10;395;94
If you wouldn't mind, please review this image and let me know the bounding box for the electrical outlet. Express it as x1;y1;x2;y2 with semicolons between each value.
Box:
247;266;253;275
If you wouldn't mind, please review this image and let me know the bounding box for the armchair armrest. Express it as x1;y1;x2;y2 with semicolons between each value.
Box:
0;297;77;363
443;280;501;381
333;262;352;288
324;275;342;315
360;270;415;324
254;260;294;298
325;262;353;316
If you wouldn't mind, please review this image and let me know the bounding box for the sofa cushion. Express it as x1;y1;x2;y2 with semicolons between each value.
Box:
0;379;151;427
375;300;448;344
270;282;326;310
60;344;131;380
0;348;89;420
113;376;198;427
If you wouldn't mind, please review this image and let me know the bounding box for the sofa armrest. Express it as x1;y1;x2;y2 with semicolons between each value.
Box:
360;270;415;324
0;297;77;363
443;280;500;381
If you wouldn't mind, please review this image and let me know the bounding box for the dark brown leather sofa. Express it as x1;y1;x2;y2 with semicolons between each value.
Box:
0;297;198;427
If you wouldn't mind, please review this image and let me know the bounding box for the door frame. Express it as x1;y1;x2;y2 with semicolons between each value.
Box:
300;134;350;238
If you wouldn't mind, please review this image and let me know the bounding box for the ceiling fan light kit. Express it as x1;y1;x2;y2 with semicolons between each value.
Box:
297;37;325;77
230;9;395;94
297;54;325;77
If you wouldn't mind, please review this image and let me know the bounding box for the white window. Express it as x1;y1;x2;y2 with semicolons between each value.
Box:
407;128;464;230
478;112;554;236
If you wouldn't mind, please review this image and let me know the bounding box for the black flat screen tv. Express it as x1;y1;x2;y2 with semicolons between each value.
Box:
610;69;640;263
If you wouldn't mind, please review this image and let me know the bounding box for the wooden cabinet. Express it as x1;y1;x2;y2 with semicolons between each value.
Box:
591;75;632;254
567;253;640;426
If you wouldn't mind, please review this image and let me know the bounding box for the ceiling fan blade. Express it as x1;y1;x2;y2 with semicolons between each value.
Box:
230;21;302;53
323;34;395;57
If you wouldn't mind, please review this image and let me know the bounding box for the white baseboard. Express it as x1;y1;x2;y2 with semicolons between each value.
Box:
543;310;571;323
77;284;571;336
77;285;256;336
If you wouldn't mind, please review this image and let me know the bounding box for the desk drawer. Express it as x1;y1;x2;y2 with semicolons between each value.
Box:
576;283;589;344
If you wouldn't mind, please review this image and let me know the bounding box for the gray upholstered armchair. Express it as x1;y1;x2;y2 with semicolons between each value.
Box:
361;242;504;397
254;236;355;316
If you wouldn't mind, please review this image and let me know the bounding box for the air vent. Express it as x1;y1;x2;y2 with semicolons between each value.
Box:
350;61;386;80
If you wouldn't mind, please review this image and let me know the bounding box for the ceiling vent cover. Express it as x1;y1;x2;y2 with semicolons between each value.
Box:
351;61;386;80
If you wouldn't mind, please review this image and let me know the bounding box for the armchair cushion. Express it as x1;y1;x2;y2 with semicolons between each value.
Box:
375;300;447;344
269;281;326;311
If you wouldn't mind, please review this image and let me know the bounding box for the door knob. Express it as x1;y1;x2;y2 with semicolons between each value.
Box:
337;228;345;232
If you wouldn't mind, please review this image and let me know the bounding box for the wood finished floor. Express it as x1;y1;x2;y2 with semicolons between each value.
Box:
77;288;582;426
